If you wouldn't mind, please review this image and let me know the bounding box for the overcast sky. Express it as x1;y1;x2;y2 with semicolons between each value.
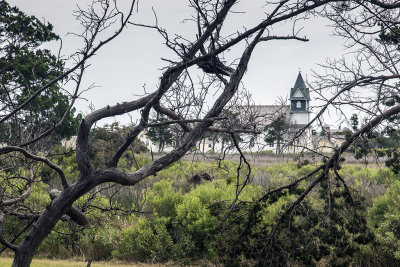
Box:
8;0;346;125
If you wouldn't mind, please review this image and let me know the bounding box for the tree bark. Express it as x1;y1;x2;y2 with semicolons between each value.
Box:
12;178;95;267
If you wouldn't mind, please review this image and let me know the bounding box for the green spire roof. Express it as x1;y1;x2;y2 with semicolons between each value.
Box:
290;72;310;100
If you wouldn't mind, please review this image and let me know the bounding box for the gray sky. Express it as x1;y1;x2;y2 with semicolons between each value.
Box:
9;0;345;124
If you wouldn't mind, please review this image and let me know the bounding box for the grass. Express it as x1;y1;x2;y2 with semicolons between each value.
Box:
0;258;164;267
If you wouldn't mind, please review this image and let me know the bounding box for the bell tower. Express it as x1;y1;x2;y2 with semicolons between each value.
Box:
289;72;310;125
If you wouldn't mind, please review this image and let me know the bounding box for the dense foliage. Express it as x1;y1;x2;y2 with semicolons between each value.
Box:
0;1;81;146
89;123;148;167
4;153;400;266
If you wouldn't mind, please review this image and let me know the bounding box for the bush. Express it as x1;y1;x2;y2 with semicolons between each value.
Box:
145;179;183;217
113;217;174;262
79;226;117;260
369;181;400;259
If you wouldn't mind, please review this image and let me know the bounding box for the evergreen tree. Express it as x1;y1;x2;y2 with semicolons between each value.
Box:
0;1;81;146
264;114;289;154
145;115;174;152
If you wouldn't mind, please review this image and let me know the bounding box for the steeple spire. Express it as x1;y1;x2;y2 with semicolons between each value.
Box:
290;72;309;100
293;72;306;89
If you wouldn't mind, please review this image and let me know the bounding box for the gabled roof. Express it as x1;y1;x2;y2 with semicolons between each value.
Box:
290;72;310;100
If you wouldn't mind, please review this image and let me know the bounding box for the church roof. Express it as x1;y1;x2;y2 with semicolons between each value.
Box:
290;72;310;100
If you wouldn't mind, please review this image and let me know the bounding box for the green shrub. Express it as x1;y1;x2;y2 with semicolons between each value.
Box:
10;160;400;265
79;226;117;260
174;194;217;257
145;179;183;217
113;217;174;262
369;181;400;259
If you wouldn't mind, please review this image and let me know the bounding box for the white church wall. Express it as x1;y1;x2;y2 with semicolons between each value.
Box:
290;112;310;125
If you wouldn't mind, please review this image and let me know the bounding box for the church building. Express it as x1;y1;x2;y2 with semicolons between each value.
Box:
137;72;313;154
220;72;312;154
193;72;313;154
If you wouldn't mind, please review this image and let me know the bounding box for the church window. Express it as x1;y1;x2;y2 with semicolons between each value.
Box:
269;141;274;147
296;101;301;108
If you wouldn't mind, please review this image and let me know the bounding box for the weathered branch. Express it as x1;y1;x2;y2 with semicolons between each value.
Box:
98;26;268;185
76;93;155;176
368;0;400;9
230;132;251;203
103;0;239;168
153;104;191;132
49;190;88;226
2;181;33;207
18;64;85;148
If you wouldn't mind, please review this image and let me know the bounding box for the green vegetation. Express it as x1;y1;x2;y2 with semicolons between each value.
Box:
264;113;289;154
4;154;400;266
2;2;400;265
0;1;81;145
145;115;174;152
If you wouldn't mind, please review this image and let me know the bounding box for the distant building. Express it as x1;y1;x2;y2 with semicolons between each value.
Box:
312;125;346;153
60;136;78;149
136;72;314;154
234;105;290;153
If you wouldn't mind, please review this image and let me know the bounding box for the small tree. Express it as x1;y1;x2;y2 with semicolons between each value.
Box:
90;122;148;167
264;114;289;154
350;113;359;132
145;115;174;152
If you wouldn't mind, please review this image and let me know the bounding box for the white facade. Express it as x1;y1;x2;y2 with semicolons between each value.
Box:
138;132;174;153
135;73;312;155
291;112;310;126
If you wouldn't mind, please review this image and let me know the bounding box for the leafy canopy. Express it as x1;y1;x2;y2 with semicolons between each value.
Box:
0;1;81;145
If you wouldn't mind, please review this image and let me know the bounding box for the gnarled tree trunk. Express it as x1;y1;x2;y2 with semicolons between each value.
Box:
12;178;95;267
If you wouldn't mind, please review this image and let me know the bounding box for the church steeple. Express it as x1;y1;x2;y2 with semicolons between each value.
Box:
294;72;306;89
289;72;310;125
290;72;310;101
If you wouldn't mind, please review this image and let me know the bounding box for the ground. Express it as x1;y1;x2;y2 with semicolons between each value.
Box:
0;257;202;267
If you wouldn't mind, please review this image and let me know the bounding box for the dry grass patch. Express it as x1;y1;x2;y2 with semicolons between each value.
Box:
0;258;170;267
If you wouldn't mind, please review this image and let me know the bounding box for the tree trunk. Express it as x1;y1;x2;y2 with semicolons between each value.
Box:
12;178;95;267
158;140;162;152
131;147;139;169
277;140;281;154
